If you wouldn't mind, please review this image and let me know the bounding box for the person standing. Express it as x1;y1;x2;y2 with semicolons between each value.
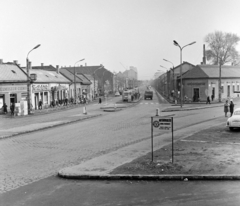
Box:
229;99;234;117
10;102;15;116
224;100;229;117
211;94;214;101
206;96;211;104
2;103;8;114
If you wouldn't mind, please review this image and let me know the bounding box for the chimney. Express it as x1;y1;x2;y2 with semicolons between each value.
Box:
41;63;44;67
0;59;3;64
202;44;206;65
56;65;59;73
13;60;18;64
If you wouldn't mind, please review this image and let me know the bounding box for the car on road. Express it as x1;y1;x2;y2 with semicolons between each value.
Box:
226;108;240;130
144;90;153;100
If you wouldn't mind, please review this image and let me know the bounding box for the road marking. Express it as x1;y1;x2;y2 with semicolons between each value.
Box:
181;139;240;145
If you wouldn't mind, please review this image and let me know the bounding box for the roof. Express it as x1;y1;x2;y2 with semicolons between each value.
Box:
31;65;57;71
174;61;195;70
75;73;91;85
182;64;240;79
60;68;83;83
22;68;70;83
83;74;94;81
0;63;28;83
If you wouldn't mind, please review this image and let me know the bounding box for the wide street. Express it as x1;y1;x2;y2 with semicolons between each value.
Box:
1;90;240;205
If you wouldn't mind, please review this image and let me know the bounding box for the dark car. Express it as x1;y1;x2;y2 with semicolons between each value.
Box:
144;91;153;100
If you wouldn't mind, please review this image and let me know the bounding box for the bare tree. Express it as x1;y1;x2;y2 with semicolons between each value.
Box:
205;31;240;102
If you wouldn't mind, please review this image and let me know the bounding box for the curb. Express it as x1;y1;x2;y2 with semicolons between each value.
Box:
162;104;223;112
0;114;102;139
58;173;240;181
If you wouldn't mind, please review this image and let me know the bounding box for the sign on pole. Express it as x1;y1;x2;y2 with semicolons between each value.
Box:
151;116;174;163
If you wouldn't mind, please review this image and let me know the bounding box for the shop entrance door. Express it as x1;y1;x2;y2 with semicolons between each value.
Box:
10;94;16;103
193;88;199;102
227;85;230;97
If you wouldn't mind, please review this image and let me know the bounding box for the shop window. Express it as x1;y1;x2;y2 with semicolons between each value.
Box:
233;85;235;93
221;86;224;93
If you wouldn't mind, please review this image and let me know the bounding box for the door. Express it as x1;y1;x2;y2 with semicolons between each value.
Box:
227;85;230;97
193;88;199;102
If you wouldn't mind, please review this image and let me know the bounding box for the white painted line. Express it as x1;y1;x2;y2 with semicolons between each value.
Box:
181;139;240;145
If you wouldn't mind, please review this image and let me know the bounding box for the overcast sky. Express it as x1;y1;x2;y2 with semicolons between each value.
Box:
1;0;240;80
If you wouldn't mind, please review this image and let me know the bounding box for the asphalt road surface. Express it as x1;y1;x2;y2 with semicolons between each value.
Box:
2;176;240;206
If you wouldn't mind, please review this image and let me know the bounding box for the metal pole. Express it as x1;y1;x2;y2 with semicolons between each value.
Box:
151;117;153;162
94;73;95;100
172;117;174;164
74;66;76;103
180;48;183;108
26;58;31;115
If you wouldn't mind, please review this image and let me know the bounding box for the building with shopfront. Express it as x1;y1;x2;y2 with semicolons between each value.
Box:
182;64;240;102
23;64;71;109
60;68;91;101
0;62;28;110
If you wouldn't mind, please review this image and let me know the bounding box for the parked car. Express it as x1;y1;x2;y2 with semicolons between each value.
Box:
144;91;153;100
226;108;240;131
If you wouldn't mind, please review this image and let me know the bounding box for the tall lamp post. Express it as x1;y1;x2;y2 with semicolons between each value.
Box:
173;40;196;108
26;44;41;115
93;65;104;99
163;59;175;98
74;58;85;103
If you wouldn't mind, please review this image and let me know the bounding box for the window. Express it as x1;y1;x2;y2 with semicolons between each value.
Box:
233;85;235;93
11;70;16;74
237;85;240;91
221;86;224;93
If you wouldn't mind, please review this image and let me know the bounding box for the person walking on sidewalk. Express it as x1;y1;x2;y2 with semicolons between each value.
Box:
224;100;229;117
206;96;211;104
229;99;234;117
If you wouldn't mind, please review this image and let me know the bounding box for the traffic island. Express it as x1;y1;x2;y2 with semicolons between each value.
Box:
103;108;122;112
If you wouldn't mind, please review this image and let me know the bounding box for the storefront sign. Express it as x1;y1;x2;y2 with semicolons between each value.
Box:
32;84;49;91
187;83;205;86
0;86;27;92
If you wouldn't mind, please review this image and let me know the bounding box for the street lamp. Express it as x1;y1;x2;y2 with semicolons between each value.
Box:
163;58;175;98
173;40;196;108
26;44;41;115
74;58;85;103
93;65;104;99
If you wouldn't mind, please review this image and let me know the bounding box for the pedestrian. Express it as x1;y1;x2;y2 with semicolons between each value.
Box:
99;97;102;104
206;96;211;104
211;94;214;101
38;100;42;110
10;102;15;116
229;99;234;117
224;100;229;117
2;103;8;114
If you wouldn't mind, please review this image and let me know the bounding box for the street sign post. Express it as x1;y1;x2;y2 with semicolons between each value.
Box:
151;116;174;163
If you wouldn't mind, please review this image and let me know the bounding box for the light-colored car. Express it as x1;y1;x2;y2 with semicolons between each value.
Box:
226;108;240;131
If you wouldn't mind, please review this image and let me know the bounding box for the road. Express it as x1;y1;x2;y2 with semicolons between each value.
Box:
2;176;240;206
1;90;237;205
